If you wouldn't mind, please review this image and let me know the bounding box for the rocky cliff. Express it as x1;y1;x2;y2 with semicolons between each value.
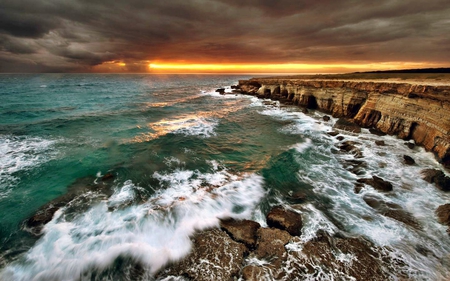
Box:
238;78;450;168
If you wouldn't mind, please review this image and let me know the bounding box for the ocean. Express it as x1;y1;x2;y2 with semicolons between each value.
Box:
0;74;449;280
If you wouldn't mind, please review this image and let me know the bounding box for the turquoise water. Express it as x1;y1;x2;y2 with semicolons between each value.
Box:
0;74;449;280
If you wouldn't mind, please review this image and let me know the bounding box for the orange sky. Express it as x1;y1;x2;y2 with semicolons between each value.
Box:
91;61;448;74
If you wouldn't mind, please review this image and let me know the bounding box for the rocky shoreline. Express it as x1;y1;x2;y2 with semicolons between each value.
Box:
235;78;450;168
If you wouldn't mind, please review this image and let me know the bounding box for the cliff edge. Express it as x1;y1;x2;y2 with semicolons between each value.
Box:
238;78;450;168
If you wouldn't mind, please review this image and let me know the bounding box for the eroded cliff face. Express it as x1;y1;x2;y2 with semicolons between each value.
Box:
238;79;450;167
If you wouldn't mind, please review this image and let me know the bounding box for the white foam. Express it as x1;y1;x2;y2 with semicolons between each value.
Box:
1;165;265;280
0;135;58;196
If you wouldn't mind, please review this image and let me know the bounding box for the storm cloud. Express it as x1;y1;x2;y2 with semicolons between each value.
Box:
0;0;449;72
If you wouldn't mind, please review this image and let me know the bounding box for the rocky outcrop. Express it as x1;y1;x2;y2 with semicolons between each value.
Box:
220;218;261;249
238;79;450;168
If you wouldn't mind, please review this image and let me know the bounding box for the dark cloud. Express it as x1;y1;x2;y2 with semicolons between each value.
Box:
0;0;449;72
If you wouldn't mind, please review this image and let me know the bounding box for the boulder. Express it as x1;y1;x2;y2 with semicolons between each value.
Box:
357;175;393;192
375;140;385;146
323;115;331;121
160;228;247;281
403;155;415;165
334;118;361;133
266;206;303;236
220;219;261;249
422;169;450;191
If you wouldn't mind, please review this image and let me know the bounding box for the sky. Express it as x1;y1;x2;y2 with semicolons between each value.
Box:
0;0;449;73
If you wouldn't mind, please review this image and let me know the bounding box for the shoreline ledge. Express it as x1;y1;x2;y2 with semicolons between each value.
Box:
236;77;450;168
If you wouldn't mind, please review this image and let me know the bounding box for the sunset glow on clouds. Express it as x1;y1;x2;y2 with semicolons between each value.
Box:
1;0;449;73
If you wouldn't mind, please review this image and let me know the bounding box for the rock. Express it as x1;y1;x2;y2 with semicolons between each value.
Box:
101;173;115;181
220;219;261;249
405;142;415;149
436;204;450;225
23;175;115;235
288;191;307;203
363;194;420;229
323;115;331;121
422;169;450;191
266;206;303;236
296;231;391;280
343;159;367;175
334;118;361;133
255;227;291;264
336;136;345;141
357;175;393;192
354;183;364;193
375;140;385;146
160;228;247;281
242;265;267;281
327;131;339;136
231;85;240;90
403;155;415;165
215;88;226;95
337;141;363;158
369;128;387;136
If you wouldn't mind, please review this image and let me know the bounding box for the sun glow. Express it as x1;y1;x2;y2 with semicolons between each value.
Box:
148;62;441;74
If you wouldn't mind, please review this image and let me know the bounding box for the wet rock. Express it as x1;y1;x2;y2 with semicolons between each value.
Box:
215;88;225;94
231;85;240;90
160;228;247;281
327;131;339;136
266;206;303;236
363;194;421;229
336;136;345;141
297;231;391;280
422;169;450;191
337;141;363;158
323;115;331;121
375;140;385;146
403;155;415;165
287;191;307;203
357;175;393;192
255;227;291;265
334;118;361;133
369;128;387;136
354;183;364;194
23;175;115;235
220;219;261;249
436;204;450;225
343;159;367;175
242;265;267;281
405;142;415;149
101;172;115;181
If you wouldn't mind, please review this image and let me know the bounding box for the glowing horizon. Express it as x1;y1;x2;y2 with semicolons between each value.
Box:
90;60;448;74
146;61;445;74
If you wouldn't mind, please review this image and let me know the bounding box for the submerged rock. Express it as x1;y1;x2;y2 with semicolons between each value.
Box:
159;228;247;281
266;206;303;236
363;194;421;229
436;204;450;234
357;175;393;192
375;140;385;146
220;219;261;249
